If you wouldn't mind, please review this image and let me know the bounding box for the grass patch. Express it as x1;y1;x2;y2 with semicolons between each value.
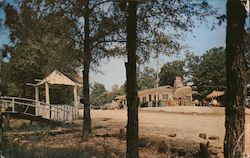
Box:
5;119;74;132
3;143;100;158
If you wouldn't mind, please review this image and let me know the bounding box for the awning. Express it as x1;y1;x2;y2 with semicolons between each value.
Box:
206;91;224;99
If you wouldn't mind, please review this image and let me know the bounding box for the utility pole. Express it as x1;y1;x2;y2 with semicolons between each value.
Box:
156;52;159;107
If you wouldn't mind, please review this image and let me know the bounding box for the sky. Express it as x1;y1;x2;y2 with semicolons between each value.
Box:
90;0;227;90
0;0;227;90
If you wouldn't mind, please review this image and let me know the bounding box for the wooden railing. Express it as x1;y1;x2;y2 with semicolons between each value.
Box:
0;97;77;122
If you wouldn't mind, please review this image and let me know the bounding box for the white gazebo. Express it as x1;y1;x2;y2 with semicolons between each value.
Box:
27;70;82;116
34;70;81;106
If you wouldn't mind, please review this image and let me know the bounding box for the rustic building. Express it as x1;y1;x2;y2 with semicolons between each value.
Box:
116;76;193;108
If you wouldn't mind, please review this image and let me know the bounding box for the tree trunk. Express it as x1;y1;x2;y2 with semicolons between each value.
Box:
0;49;2;156
82;0;91;138
126;1;138;158
0;50;2;96
224;0;247;157
0;112;2;156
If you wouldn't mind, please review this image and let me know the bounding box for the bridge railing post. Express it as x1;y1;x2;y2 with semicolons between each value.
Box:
1;101;3;112
74;104;76;119
71;106;73;123
56;107;58;121
66;105;69;121
63;105;66;121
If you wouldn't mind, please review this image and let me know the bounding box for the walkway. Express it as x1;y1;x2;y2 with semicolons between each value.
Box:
0;97;77;123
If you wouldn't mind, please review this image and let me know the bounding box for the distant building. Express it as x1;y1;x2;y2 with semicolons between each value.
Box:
139;85;173;107
116;76;193;108
173;76;193;106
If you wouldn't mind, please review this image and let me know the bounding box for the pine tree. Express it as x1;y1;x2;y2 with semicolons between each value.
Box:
82;0;91;138
126;1;138;157
224;0;247;157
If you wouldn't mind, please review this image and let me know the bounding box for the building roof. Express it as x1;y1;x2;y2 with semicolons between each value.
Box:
115;85;173;101
36;70;79;86
138;85;173;96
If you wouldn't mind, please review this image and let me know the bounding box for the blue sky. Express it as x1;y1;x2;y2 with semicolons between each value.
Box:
0;0;227;90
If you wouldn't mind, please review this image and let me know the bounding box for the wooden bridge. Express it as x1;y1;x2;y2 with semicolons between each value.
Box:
0;97;78;123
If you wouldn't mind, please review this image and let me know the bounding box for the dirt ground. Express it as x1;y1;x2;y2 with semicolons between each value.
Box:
3;107;250;158
89;109;225;157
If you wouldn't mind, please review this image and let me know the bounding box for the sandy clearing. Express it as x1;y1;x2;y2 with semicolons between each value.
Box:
80;107;250;157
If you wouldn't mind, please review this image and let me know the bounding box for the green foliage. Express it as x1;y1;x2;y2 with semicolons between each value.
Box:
1;61;20;96
159;60;185;86
1;0;218;99
98;0;217;63
90;83;124;108
49;0;127;66
158;47;227;99
2;2;80;97
91;82;106;98
49;86;74;104
138;66;157;90
184;52;201;83
189;47;226;98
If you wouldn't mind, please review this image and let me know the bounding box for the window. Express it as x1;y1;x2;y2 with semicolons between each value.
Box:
149;95;152;101
162;94;168;100
123;99;127;106
185;96;191;102
154;95;156;101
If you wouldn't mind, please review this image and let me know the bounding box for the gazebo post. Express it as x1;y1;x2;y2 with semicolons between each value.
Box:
35;86;39;115
73;85;78;118
45;82;50;119
45;82;50;105
35;86;39;102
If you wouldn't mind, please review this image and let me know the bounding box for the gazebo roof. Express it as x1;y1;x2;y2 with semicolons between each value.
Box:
36;70;78;86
